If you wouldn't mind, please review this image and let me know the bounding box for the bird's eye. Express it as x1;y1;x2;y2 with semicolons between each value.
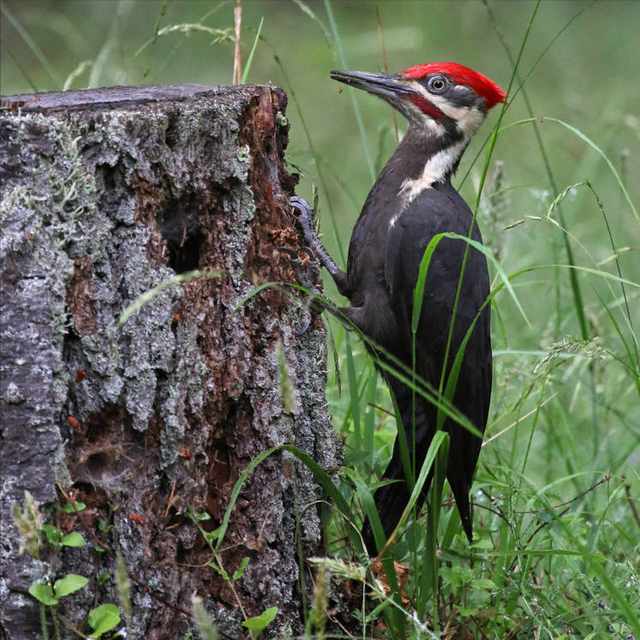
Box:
427;76;447;92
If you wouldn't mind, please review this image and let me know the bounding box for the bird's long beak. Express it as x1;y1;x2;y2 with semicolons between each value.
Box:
330;69;416;99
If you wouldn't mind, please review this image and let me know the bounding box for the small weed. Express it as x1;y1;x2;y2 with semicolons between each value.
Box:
186;506;279;638
12;492;123;639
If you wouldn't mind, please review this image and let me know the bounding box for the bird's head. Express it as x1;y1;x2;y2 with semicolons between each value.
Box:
331;62;505;140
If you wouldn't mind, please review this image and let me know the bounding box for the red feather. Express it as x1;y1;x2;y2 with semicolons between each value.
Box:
401;62;506;110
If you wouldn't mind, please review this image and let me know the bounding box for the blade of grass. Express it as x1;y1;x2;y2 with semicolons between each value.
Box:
291;0;331;44
323;0;376;182
133;2;230;80
419;434;449;622
1;2;63;88
236;274;517;441
584;179;638;362
213;443;365;555
412;232;531;333
381;431;450;554
240;17;263;83
363;366;378;473
268;46;347;266
63;60;92;91
483;0;599;343
0;35;39;92
88;0;136;88
375;5;398;144
437;0;540;428
345;333;361;451
558;519;640;633
545;118;639;225
119;269;220;326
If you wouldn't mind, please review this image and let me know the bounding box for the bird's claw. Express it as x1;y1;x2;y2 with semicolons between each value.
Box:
290;195;313;217
300;246;315;261
290;196;317;242
289;196;341;278
278;245;321;335
299;246;320;279
283;196;341;330
278;245;318;283
278;246;302;263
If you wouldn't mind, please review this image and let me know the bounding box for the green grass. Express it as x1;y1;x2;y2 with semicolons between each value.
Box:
3;0;638;638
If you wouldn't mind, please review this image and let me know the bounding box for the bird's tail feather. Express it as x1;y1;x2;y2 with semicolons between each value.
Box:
362;395;435;555
361;389;476;554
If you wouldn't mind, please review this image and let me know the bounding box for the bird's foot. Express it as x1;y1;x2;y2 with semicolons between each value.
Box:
278;245;328;336
290;196;316;244
278;246;317;292
289;196;341;277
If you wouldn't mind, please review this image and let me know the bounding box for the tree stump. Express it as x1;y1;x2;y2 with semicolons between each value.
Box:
0;85;339;639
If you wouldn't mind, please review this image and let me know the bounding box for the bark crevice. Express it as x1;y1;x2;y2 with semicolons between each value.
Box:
0;84;340;640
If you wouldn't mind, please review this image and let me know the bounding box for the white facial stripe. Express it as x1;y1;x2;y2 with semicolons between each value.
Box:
402;80;446;137
422;116;447;137
454;107;485;136
390;78;487;223
403;96;447;137
396;139;468;209
410;83;485;136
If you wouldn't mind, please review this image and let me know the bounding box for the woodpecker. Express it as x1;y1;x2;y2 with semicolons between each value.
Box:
287;63;505;554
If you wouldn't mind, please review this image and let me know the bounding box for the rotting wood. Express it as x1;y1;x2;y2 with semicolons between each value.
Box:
0;84;340;640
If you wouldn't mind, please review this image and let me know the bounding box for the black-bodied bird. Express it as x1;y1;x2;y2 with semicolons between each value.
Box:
287;62;504;554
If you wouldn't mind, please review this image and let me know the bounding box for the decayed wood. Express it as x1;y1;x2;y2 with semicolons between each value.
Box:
0;84;339;639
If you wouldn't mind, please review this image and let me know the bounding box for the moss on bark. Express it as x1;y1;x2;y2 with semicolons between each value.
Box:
0;84;340;640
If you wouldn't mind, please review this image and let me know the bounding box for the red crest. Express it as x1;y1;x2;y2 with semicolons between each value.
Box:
401;62;506;109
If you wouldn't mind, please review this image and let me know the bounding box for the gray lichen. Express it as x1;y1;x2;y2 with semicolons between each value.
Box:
1;85;340;640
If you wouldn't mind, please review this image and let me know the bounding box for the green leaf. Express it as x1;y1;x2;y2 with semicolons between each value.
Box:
241;606;278;632
469;588;492;608
63;501;86;513
233;557;250;582
203;526;222;544
470;578;497;591
207;562;229;582
42;524;62;545
97;572;110;586
440;566;463;589
61;532;85;547
98;518;114;533
470;538;493;549
87;603;121;638
54;574;88;597
28;582;58;606
343;450;371;467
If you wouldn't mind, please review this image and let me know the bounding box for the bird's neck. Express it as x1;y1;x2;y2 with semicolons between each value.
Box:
392;127;470;199
360;126;474;229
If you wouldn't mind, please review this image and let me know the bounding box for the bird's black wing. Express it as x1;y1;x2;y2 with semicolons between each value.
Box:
377;183;492;543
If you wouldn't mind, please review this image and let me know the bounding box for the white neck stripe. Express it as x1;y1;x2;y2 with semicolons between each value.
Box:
397;139;467;204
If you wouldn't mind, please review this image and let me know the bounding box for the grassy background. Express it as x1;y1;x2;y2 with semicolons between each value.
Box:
3;1;639;638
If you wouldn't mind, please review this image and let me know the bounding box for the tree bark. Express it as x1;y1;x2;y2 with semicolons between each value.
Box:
0;84;339;639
